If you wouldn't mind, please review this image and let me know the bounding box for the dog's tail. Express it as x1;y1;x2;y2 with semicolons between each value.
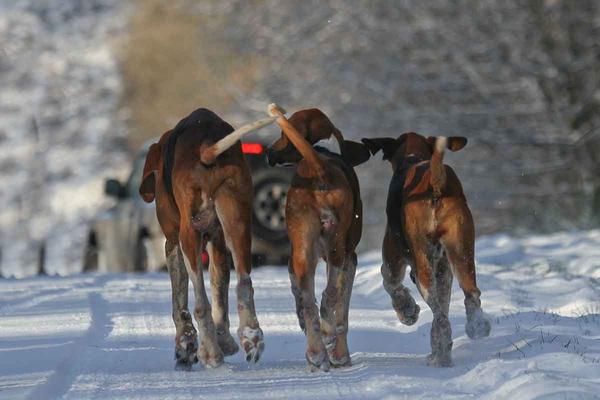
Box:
430;136;447;199
268;103;326;178
200;116;278;164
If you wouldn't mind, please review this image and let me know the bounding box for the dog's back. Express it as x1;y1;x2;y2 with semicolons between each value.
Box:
163;108;236;195
387;156;467;241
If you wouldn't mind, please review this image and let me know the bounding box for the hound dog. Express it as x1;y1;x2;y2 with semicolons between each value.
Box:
266;104;371;371
361;132;491;367
139;108;277;369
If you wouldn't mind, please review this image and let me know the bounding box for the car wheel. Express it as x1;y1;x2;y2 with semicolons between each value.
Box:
83;232;98;272
253;253;289;266
133;237;148;272
252;173;289;242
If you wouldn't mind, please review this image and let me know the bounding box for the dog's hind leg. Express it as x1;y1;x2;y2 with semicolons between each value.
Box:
289;259;306;332
410;236;453;367
381;226;420;326
166;240;199;370
431;243;453;318
441;215;491;340
431;243;454;366
179;224;224;368
215;192;264;363
288;213;329;372
293;243;330;371
319;258;340;365
322;249;356;368
207;232;239;356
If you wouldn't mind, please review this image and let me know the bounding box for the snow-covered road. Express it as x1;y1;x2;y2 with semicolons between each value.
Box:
1;231;599;399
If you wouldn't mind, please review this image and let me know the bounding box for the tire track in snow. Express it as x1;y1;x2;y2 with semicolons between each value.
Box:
27;276;114;400
0;278;97;316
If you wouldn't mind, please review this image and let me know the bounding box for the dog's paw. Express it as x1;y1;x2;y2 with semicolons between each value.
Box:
240;326;265;363
174;330;199;369
198;343;224;368
323;334;351;368
306;349;330;372
174;359;196;371
298;316;307;333
217;330;240;356
398;303;420;326
322;334;336;351
427;352;453;368
389;287;420;326
466;311;491;339
329;353;351;368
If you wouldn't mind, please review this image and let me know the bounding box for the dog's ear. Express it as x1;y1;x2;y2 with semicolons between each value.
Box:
426;136;468;152
139;142;162;203
341;140;371;166
447;136;467;151
306;112;339;145
361;138;399;160
289;109;339;146
305;124;332;145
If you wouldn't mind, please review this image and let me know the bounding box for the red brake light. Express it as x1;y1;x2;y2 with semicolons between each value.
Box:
242;143;263;154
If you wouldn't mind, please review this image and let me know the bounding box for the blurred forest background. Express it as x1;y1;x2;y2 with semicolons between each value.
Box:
1;0;599;276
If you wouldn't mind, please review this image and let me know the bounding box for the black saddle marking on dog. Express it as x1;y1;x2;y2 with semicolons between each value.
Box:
387;155;428;258
163;108;234;197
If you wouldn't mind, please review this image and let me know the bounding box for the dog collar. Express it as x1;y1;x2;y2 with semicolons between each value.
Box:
404;154;426;165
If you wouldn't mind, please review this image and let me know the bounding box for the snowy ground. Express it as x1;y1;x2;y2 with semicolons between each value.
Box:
1;231;599;399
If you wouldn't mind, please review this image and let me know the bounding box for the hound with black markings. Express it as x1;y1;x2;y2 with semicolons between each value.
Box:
362;132;491;367
139;108;277;369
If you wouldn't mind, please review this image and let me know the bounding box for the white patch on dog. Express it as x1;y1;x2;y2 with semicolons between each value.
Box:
316;136;341;154
240;326;265;362
241;326;262;342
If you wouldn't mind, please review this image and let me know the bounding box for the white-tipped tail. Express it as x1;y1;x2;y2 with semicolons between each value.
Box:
201;116;278;164
213;116;278;155
430;136;447;198
435;136;447;154
266;103;326;178
268;103;287;117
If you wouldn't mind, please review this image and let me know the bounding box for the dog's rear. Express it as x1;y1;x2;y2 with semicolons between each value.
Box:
362;132;490;367
267;105;370;371
139;108;275;369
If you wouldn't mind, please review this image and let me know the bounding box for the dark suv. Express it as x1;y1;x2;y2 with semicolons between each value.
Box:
83;139;292;272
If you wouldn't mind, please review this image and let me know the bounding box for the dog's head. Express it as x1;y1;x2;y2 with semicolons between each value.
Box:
266;108;371;167
361;132;467;169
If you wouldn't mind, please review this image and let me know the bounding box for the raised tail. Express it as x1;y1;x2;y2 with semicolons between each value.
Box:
268;103;326;178
200;116;278;164
430;136;447;199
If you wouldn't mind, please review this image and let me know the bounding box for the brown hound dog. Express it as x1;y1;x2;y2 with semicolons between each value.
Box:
266;104;371;371
361;132;491;367
139;108;277;369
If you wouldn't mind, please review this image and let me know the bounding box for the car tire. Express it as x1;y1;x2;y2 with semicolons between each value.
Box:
251;169;290;243
83;232;98;272
253;253;289;267
133;237;148;272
